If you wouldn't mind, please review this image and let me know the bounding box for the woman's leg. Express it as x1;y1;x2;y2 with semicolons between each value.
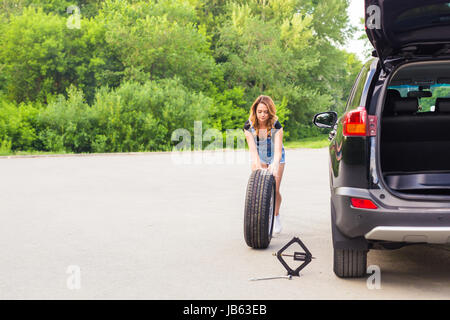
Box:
274;163;285;216
258;162;283;215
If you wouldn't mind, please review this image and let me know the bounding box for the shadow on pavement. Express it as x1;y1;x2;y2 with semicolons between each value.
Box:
368;244;450;289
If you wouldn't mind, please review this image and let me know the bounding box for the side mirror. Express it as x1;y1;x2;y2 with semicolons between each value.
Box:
313;111;338;129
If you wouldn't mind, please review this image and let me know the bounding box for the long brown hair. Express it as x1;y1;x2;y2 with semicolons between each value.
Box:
249;95;278;137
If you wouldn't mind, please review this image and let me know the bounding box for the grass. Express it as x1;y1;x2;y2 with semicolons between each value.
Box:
0;150;74;157
284;135;329;149
0;135;330;157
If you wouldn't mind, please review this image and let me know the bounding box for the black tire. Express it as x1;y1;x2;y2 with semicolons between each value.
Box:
330;198;368;278
333;248;367;278
244;169;276;249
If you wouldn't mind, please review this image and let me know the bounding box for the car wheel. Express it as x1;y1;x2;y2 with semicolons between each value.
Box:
333;248;367;278
331;199;368;278
244;169;276;249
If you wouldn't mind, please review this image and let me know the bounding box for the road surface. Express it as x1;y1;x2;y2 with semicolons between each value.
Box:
0;148;449;299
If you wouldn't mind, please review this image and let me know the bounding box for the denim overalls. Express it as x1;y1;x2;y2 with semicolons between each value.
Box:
248;119;286;165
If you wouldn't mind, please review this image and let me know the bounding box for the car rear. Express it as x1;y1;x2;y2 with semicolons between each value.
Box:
317;0;450;277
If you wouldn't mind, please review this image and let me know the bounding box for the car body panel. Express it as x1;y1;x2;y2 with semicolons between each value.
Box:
315;3;450;247
365;0;450;64
333;187;450;242
323;57;450;245
329;60;378;190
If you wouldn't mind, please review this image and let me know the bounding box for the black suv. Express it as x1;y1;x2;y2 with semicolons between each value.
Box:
314;0;450;278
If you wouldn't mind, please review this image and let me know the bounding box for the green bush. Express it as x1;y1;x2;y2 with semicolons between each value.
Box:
0;97;41;151
35;79;214;153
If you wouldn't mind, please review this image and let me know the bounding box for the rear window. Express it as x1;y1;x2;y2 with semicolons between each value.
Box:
388;84;450;112
394;3;450;32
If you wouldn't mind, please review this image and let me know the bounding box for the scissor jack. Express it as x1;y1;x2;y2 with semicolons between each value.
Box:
273;237;314;277
249;237;314;281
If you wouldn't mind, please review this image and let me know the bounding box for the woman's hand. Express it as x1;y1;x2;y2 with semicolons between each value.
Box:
251;160;263;171
268;162;279;177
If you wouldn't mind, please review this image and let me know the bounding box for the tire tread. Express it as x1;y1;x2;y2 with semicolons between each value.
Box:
334;248;367;278
244;170;276;249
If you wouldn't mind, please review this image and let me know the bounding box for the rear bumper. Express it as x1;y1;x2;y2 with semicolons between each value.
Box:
333;187;450;244
365;226;450;244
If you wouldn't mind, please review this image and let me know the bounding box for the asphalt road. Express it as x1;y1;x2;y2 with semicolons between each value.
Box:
0;148;450;299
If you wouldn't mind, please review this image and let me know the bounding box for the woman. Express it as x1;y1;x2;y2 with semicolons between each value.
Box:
243;95;286;234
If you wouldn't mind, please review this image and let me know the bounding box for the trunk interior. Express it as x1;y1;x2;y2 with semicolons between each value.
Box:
380;61;450;196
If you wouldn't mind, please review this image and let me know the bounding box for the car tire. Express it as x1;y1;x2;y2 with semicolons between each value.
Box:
330;198;368;278
333;248;367;278
244;169;276;249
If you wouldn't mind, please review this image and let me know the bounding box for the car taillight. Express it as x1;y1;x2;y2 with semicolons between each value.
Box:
343;106;367;136
351;198;378;210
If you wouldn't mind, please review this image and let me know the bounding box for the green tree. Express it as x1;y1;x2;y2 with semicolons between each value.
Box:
100;0;219;93
214;0;357;138
0;6;122;103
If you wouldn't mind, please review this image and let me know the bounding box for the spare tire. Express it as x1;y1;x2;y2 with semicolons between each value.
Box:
244;169;276;249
